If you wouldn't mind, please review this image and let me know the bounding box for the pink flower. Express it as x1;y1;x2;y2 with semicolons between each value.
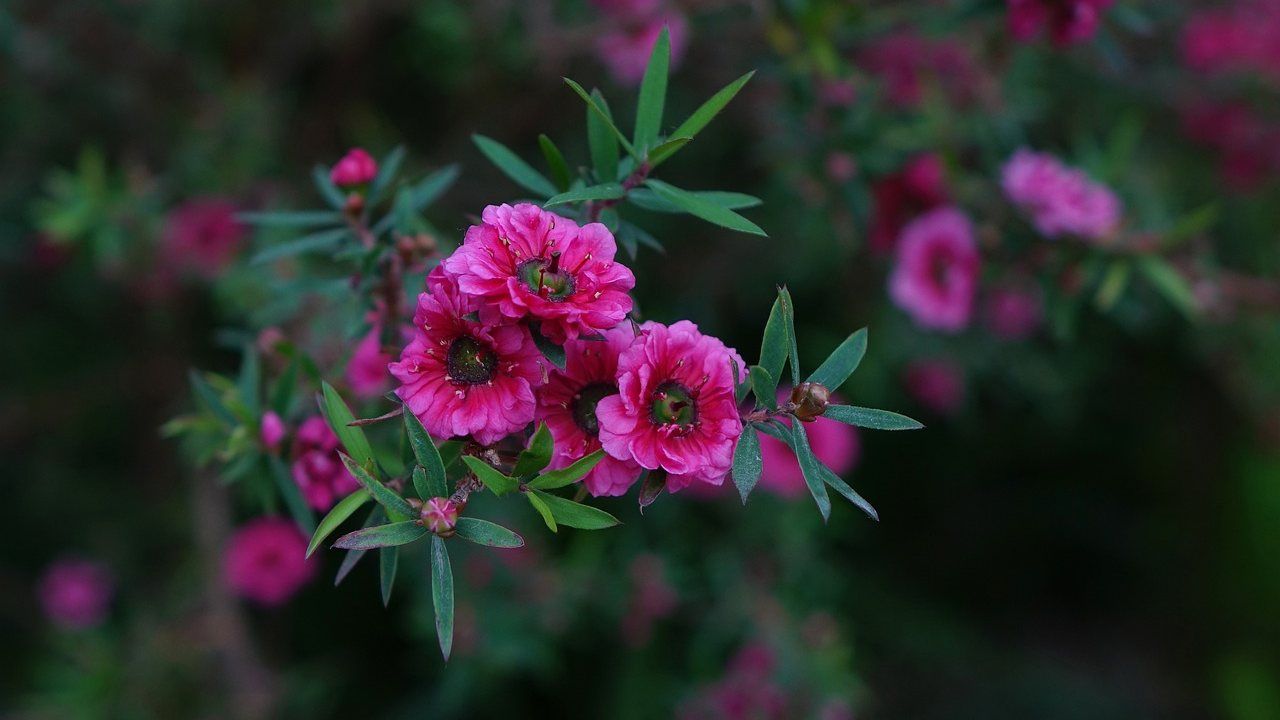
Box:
391;266;547;445
859;33;978;108
329;148;378;188
676;643;790;720
290;416;361;511
1008;0;1113;46
904;360;965;415
443;204;635;343
983;284;1044;340
421;497;461;536
1181;4;1280;80
888;207;980;332
38;559;113;630
758;393;860;499
223;518;315;607
536;325;644;497
595;14;689;86
347;323;394;399
161;197;244;278
1001;149;1121;240
596;321;746;492
870;153;949;254
260;411;285;451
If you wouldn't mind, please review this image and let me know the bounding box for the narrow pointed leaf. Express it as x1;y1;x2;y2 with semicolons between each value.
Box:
587;90;620;181
531;490;620;529
759;289;792;388
791;422;831;521
334;506;380;586
368;146;405;206
732;425;763;504
530;322;566;369
430;536;454;661
267;456;316;535
807;328;867;390
405;411;448;497
780;287;800;384
513;422;554;479
643;179;766;236
251;227;349;265
237;210;342;228
472;134;558;198
528;491;557;531
380;546;399;606
658;71;755;166
543;183;626;208
319;382;376;468
307;488;372;557
189;370;236;427
749;365;777;409
819;465;879;521
823;404;923;430
564;78;639;160
271;358;298;415
333;521;427;550
538;135;572;192
409;164;461;211
238;346;260;416
627;189;761;213
312;165;346;209
454;518;525;548
528;450;605;490
634;27;670;153
340;452;415;518
646;136;691;166
461;455;519;496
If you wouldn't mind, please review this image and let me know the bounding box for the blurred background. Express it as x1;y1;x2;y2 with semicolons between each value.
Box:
4;1;1280;718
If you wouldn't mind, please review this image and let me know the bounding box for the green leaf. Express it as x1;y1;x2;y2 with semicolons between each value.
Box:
461;455;519;496
823;404;923;430
807;328;867;390
270;358;298;416
780;287;800;384
587;90;620;181
405;411;448;497
530;322;566;369
530;489;620;530
238;345;260;417
189;370;236;427
334;506;379;585
759;289;792;389
538;135;572;192
819;464;879;521
454;518;525;548
1094;260;1131;311
380;546;398;607
319;382;376;468
472;134;558;198
1136;256;1198;318
627;189;762;214
643;179;766;236
528;450;606;490
333;521;427;550
250;227;349;265
543;183;626;208
527;491;558;532
268;456;316;535
307;488;372;557
732;425;763;504
430;536;454;661
237;210;342;228
368;145;405;206
564;78;639;160
634;27;670;153
340;452;415;518
312;165;347;209
749;365;777;410
513;422;554;479
658;71;755;166
791;421;831;521
646;136;692;166
409;164;461;211
733;355;750;404
638;470;664;511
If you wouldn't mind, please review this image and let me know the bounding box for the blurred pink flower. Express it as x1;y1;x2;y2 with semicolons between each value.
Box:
597;321;746;493
870;153;949;254
859;33;977;108
1180;101;1280;192
1007;0;1113;46
758;392;860;499
161;197;244;278
591;0;662;19
260;411;285;451
596;14;689;86
904;360;965;415
38;559;113;630
888;207;980;332
1001;149;1121;241
677;643;790;720
347;323;394;399
224;518;315;607
983;284;1044;341
330;148;378;188
1181;3;1280;80
290;416;360;511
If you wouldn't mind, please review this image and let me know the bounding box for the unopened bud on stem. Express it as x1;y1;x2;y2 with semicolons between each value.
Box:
419;497;460;538
789;382;831;422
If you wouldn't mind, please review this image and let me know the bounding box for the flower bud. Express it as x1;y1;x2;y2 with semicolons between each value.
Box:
343;192;365;217
260;411;286;451
789;382;831;422
420;497;460;538
329;148;378;188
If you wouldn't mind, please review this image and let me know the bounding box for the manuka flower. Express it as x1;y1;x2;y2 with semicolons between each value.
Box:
869;153;950;254
1001;149;1121;240
290;416;360;510
346;322;394;399
536;324;643;497
1007;0;1113;46
888;207;981;332
596;321;746;493
443;203;635;343
223;518;315;607
391;266;546;446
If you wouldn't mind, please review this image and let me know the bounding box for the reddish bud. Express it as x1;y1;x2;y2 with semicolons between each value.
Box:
420;497;460;538
330;148;378;188
789;382;832;422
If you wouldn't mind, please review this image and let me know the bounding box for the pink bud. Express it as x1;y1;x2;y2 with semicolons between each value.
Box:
329;148;378;188
421;497;460;537
260;411;286;451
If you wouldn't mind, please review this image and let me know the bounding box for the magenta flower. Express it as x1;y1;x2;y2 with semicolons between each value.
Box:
330;148;378;188
391;266;547;445
290;416;361;511
260;411;285;451
1181;5;1280;80
160;197;245;278
595;14;689;86
596;321;746;493
38;559;113;630
758;393;860;499
888;207;980;333
223;518;315;607
1001;149;1121;241
983;284;1044;341
536;324;643;497
870;153;949;254
443;204;635;344
859;32;978;109
904;360;965;416
347;323;394;399
1007;0;1113;46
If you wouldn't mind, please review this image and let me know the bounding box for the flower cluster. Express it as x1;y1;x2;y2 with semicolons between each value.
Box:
392;203;747;495
1001;149;1121;241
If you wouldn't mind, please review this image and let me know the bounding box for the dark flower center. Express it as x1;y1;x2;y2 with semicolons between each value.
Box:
572;382;617;437
446;336;498;385
650;381;697;427
517;252;576;302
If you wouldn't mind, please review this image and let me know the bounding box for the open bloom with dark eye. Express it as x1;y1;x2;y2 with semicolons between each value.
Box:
536;324;643;497
888;207;980;333
390;266;546;446
596;321;746;493
443;203;636;343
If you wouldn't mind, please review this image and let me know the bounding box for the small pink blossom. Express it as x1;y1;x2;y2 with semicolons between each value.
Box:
329;148;378;188
38;559;113;630
1008;0;1113;46
984;284;1044;341
161;197;244;278
758;393;860;499
904;360;965;415
224;518;315;606
536;325;644;497
391;266;546;445
595;14;689;86
421;497;461;536
347;323;394;399
596;321;746;492
1001;149;1121;240
888;207;980;333
870;153;949;254
290;416;361;511
443;203;636;343
260;411;285;451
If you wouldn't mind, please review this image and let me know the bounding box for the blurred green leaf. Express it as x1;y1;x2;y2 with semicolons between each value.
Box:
405;411;448;497
1136;256;1199;318
454;518;524;548
1094;260;1131;311
340;452;415;518
642;179;766;236
732;426;763;504
409;164;461;212
368;145;405;206
380;546;398;607
823;404;923;430
530;489;620;529
333;521;426;550
538;134;572;192
461;455;518;496
530;322;566;369
307;488;372;557
237;210;342;228
528;450;606;490
472;134;558;198
189;370;236;427
513;422;554;479
628;189;760;213
543;183;625;208
250;227;349;265
312;165;346;209
430;536;454;661
749;365;777;409
268;456;316;535
238;346;260;417
634;27;670;153
270;358;298;416
807;328;867;390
